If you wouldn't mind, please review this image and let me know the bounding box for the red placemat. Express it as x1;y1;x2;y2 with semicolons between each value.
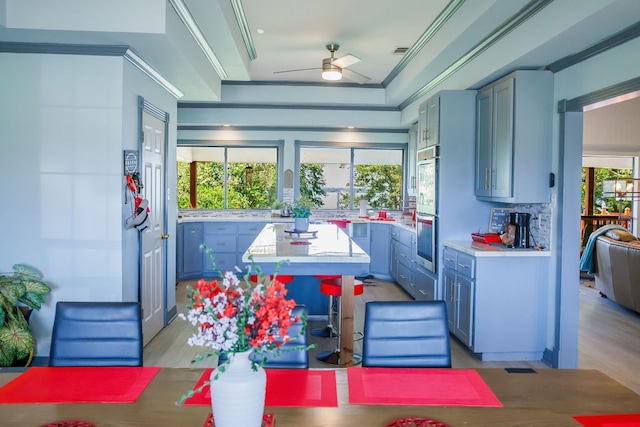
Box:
0;366;160;404
183;368;338;407
574;413;640;426
347;367;502;407
203;413;275;427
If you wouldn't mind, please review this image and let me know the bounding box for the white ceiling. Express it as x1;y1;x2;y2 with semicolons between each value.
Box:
2;0;640;107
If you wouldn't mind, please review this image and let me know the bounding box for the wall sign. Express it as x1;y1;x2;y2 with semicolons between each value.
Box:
124;150;139;175
489;208;513;234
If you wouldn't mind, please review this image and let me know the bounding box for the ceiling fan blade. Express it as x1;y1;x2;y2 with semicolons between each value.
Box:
332;54;361;69
342;68;371;84
273;67;320;74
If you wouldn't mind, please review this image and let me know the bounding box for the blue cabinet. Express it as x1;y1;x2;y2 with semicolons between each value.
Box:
390;226;414;296
475;70;553;203
412;264;436;301
369;223;391;278
443;247;475;347
203;223;237;276
443;244;549;361
181;222;203;279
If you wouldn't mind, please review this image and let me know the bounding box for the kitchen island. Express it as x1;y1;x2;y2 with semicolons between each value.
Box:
243;223;370;367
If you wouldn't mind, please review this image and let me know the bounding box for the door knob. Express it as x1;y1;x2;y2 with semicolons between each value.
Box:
161;233;169;239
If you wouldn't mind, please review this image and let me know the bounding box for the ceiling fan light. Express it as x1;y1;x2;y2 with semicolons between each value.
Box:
322;59;342;81
322;69;342;80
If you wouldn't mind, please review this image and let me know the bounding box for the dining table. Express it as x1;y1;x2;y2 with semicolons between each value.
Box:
1;367;639;426
242;222;370;367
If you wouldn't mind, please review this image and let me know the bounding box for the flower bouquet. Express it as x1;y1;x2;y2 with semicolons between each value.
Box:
177;246;311;407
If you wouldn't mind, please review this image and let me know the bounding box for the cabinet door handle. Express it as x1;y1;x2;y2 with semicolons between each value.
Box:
484;168;490;190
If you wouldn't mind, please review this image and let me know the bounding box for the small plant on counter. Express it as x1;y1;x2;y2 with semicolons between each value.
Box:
0;264;51;366
292;197;314;218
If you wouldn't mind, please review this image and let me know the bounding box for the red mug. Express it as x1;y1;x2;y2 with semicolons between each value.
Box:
379;210;387;218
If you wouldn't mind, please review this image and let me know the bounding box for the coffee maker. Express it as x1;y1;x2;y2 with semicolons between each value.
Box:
509;212;531;248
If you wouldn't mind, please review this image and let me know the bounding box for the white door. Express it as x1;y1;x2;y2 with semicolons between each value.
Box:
141;110;166;345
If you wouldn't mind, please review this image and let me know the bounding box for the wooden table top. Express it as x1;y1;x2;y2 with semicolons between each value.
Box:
1;367;639;426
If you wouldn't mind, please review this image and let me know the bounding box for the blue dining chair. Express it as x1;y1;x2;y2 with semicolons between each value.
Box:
48;301;143;367
219;305;309;368
361;300;451;368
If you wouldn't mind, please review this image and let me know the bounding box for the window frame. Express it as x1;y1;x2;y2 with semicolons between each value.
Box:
294;141;408;210
177;139;284;209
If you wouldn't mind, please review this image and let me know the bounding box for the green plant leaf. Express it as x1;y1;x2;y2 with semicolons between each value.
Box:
12;264;43;280
0;282;26;307
0;322;34;363
0;339;17;366
18;279;51;310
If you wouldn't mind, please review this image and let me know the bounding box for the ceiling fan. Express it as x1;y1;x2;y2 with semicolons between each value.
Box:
274;43;371;84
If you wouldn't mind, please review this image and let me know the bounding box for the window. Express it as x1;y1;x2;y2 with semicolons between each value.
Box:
177;145;280;209
297;144;405;210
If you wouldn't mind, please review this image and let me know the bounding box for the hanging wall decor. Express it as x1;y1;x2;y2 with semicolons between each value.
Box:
123;150;150;231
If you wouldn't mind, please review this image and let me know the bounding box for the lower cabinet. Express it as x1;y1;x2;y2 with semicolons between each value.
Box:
443;244;549;361
181;222;203;279
443;249;474;347
390;225;415;297
178;221;271;280
203;223;238;276
369;223;391;278
412;264;436;301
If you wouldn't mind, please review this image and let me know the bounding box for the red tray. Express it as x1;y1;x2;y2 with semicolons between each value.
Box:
471;232;502;243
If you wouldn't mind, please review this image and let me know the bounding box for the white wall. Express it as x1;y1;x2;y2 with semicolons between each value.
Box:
0;51;178;358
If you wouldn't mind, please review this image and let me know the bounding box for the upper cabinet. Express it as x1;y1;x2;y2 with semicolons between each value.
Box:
475;70;553;203
417;96;440;151
417;102;428;151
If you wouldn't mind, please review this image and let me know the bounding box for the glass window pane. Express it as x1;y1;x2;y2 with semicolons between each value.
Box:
227;148;278;209
177;146;278;209
354;148;403;210
299;147;350;209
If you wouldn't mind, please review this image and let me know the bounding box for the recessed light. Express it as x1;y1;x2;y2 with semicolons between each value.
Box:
222;124;231;127
257;28;265;34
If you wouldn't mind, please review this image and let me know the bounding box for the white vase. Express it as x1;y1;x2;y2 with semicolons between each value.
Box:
210;350;266;427
294;217;309;232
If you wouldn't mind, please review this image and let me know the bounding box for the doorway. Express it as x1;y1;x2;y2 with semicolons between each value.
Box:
140;98;169;345
556;81;640;368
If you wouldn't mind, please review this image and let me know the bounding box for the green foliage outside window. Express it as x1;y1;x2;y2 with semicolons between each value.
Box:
353;164;402;210
177;162;277;209
299;163;326;208
581;167;633;213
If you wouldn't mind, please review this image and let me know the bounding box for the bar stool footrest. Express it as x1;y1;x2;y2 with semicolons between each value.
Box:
311;326;337;338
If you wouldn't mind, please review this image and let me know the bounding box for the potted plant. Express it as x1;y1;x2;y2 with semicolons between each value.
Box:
0;264;51;366
292;197;314;232
271;200;283;217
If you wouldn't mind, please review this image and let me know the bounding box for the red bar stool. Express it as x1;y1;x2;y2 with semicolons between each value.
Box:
249;274;294;284
311;274;342;338
315;277;364;366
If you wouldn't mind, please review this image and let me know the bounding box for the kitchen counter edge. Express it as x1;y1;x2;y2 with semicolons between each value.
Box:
443;240;550;257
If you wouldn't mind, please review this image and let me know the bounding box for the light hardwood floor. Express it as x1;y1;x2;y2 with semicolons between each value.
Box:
144;277;640;395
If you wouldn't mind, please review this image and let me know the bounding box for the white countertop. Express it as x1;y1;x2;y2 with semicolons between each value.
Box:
443;240;550;257
242;223;370;264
